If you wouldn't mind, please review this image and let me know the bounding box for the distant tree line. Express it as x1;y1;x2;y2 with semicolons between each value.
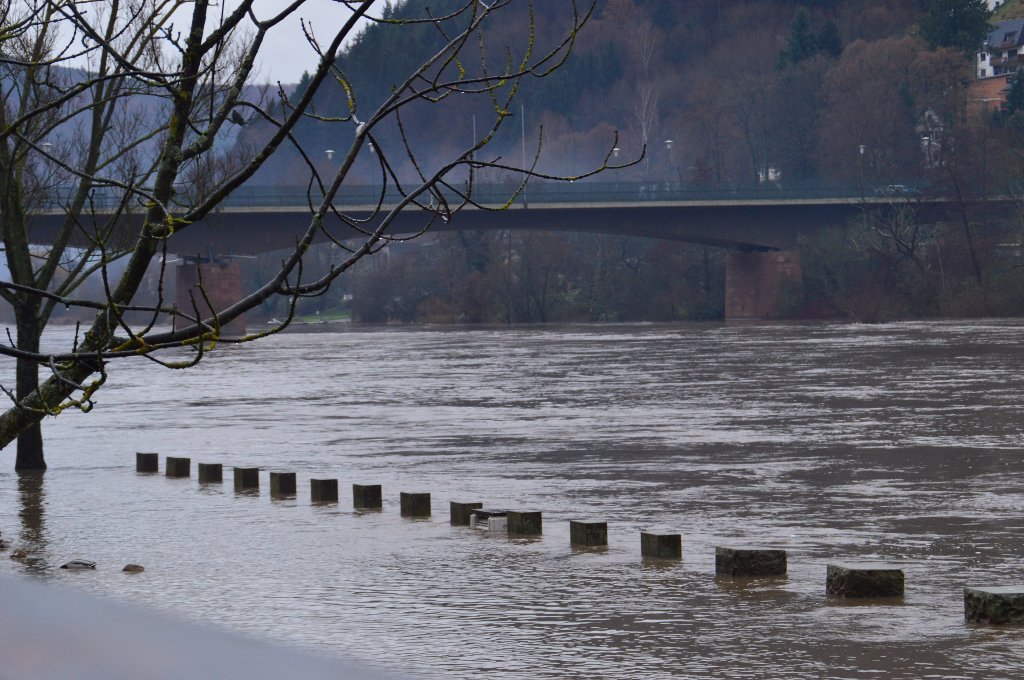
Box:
238;0;1024;324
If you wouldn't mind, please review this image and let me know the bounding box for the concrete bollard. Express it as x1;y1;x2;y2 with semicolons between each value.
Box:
469;509;508;531
715;547;787;577
641;532;682;560
450;501;483;526
198;463;223;484
310;479;339;503
270;472;297;497
964;586;1024;625
136;452;159;473
353;484;382;510
165;457;190;478
507;511;543;536
826;563;904;599
400;492;431;517
570;520;608;547
234;467;260;491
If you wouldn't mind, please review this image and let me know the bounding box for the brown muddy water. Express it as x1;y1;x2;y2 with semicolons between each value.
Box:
1;320;1024;678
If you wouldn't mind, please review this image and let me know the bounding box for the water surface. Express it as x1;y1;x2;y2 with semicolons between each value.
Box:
1;320;1023;678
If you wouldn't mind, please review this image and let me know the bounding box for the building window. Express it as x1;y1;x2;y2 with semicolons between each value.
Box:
980;52;988;61
981;69;988;77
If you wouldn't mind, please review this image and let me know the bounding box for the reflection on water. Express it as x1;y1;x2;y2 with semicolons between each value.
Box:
2;320;1024;678
14;471;48;573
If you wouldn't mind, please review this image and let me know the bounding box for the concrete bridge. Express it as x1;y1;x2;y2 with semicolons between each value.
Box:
28;181;1000;325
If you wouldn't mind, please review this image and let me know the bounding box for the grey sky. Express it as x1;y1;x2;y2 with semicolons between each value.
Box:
246;1;370;84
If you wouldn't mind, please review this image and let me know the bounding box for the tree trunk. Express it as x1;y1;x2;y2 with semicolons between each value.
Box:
14;312;45;470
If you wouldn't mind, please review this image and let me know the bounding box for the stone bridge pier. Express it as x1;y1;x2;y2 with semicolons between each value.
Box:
173;261;246;336
724;251;802;320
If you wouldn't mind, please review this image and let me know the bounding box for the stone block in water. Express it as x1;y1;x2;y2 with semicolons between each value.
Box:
353;484;382;509
715;547;787;577
570;520;608;547
400;492;431;517
640;532;682;560
234;467;260;491
450;501;483;525
198;463;223;483
507;511;542;536
165;457;190;478
964;586;1024;625
270;472;297;497
136;452;159;473
310;479;338;503
826;563;904;599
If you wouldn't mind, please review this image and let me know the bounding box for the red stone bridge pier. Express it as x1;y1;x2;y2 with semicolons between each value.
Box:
724;251;802;320
173;261;246;336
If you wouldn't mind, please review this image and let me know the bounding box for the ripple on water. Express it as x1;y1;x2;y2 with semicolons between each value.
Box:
2;320;1024;678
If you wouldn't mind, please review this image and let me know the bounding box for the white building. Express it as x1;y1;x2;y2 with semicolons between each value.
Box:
977;18;1024;78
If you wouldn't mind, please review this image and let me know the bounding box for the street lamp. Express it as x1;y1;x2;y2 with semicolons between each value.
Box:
612;147;621;159
857;143;866;199
664;139;674;150
325;149;334;162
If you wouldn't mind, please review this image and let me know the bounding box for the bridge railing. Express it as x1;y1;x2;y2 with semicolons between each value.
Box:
35;179;926;212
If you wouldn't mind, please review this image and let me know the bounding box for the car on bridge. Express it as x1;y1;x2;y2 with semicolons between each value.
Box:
873;184;920;197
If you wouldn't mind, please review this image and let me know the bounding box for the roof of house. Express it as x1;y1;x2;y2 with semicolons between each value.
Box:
985;18;1024;48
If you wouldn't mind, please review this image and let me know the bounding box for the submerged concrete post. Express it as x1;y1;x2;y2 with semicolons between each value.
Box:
174;261;246;336
353;484;382;510
270;472;297;497
234;467;260;491
507;511;542;536
310;479;338;503
826;563;904;599
964;587;1024;624
136;452;159;473
725;250;801;320
450;501;483;526
165;457;190;478
570;521;607;547
640;532;682;560
400;492;431;517
198;463;223;483
715;547;787;577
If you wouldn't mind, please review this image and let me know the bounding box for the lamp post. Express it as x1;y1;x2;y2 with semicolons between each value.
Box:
857;143;866;200
664;139;680;189
325;149;334;162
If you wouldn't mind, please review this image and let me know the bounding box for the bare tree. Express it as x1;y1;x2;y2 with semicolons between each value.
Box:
0;0;618;468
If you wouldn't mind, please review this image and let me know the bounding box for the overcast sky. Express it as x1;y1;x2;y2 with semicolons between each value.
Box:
245;0;371;84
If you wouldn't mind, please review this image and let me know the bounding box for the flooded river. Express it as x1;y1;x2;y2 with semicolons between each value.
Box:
2;320;1024;678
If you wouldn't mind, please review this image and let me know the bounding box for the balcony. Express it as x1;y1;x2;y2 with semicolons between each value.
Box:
991;53;1024;73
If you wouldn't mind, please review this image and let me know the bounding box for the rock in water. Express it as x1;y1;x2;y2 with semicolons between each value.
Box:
61;559;97;570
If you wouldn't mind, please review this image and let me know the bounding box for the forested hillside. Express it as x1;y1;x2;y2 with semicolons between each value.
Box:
246;0;953;187
237;1;1024;324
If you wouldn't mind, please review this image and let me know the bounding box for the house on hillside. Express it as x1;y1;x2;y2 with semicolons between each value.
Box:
977;18;1024;78
971;18;1023;113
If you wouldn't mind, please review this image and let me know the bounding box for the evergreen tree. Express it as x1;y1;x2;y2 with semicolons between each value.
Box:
1004;68;1024;117
920;0;992;56
779;9;819;67
818;19;843;58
